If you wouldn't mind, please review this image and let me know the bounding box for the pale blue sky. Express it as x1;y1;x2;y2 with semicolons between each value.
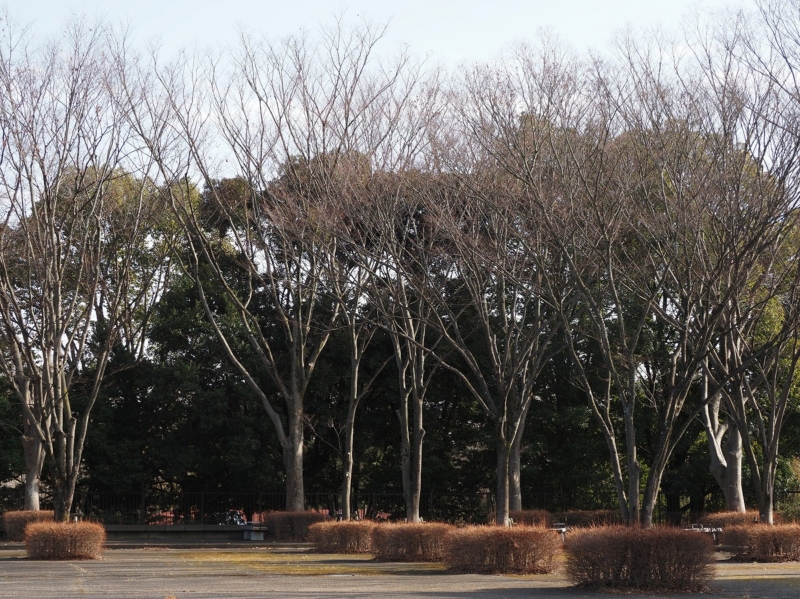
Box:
10;0;750;62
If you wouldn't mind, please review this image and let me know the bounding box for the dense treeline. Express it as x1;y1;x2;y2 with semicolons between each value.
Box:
3;2;800;526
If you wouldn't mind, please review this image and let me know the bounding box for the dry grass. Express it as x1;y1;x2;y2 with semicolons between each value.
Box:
262;511;329;541
181;550;447;575
697;510;766;527
307;520;376;553
2;511;54;542
552;510;622;528
443;525;561;574
722;524;800;561
487;510;552;526
565;526;714;591
24;521;105;560
371;523;452;562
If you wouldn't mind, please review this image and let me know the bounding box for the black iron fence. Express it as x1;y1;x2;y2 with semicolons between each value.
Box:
0;489;496;525
4;488;763;526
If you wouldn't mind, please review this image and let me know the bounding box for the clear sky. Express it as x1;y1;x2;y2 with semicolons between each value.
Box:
9;0;752;62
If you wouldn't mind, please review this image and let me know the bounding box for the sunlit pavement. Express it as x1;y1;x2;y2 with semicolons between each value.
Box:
2;546;800;599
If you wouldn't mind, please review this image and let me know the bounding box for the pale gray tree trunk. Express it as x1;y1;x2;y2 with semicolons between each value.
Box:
340;400;358;520
703;390;746;512
496;428;511;526
718;429;746;512
21;416;44;511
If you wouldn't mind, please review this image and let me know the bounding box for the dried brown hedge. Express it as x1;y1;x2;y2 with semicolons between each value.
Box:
307;521;376;553
371;523;452;561
552;510;622;528
697;511;764;527
263;511;329;541
444;525;561;574
2;511;54;542
487;510;552;526
722;524;800;561
565;526;715;591
25;522;105;560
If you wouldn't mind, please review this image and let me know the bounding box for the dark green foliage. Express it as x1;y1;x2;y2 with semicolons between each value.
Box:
0;389;23;485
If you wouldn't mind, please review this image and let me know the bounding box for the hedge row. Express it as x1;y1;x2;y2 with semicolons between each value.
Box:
552;509;622;527
722;524;800;561
2;511;54;542
565;527;715;592
308;521;562;573
307;520;375;553
261;511;329;541
697;511;766;527
372;523;451;561
487;510;552;526
444;526;560;574
25;522;105;560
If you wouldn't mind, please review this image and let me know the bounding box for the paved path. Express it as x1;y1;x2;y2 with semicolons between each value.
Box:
2;546;800;598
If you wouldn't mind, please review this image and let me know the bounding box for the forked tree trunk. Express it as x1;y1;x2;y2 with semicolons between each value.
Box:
398;392;425;523
709;428;746;512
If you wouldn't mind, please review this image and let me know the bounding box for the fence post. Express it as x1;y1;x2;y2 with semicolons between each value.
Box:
200;492;205;525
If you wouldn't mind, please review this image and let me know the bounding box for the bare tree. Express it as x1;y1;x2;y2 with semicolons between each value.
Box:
127;23;422;511
356;176;446;523
448;27;797;527
0;20;168;519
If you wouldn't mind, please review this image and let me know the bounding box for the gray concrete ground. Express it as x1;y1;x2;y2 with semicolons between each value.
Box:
1;544;799;599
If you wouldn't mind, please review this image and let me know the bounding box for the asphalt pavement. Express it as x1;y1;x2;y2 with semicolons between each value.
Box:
1;545;799;599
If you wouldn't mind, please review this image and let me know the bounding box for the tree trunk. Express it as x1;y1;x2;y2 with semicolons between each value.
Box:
708;428;746;512
624;412;641;525
759;461;776;525
21;417;44;511
509;411;527;512
397;391;424;523
409;394;424;523
284;405;305;512
399;408;412;521
495;428;511;526
52;462;79;522
340;401;358;520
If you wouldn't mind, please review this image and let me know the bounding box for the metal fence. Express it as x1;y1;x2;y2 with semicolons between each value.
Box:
0;489;496;525
4;488;753;525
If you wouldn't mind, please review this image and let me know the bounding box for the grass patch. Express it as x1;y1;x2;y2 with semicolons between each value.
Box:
178;550;448;576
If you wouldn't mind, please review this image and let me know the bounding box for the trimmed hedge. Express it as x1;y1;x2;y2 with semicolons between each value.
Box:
487;510;552;526
25;522;105;560
308;520;376;553
2;511;54;542
722;524;800;561
263;511;329;541
697;511;764;527
552;510;622;527
565;526;715;591
371;523;452;561
444;525;561;574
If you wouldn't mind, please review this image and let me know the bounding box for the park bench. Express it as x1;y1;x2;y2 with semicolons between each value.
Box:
551;522;569;542
243;523;269;541
685;523;722;544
